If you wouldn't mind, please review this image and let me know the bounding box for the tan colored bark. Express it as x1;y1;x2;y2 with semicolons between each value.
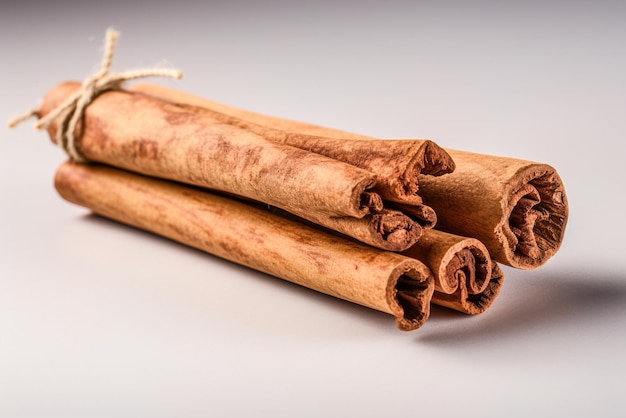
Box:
402;229;502;314
54;162;434;331
132;84;568;269
38;82;423;252
130;84;455;228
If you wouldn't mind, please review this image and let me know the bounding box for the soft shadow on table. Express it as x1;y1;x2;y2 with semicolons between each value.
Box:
416;266;626;345
68;214;626;343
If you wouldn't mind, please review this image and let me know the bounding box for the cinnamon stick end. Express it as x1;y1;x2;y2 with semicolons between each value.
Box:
419;140;456;177
371;210;423;252
501;164;569;269
390;262;434;331
38;81;83;143
432;263;504;315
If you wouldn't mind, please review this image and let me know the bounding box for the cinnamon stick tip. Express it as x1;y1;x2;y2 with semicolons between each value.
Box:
419;140;456;176
371;210;423;252
501;163;569;269
433;263;504;315
463;264;505;315
432;234;491;296
388;261;434;331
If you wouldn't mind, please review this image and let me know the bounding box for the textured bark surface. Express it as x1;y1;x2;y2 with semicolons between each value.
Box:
133;84;568;269
130;84;455;226
54;162;434;331
39;82;423;251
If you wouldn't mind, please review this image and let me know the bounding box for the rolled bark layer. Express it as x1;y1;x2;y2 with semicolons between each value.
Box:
402;229;502;314
39;82;423;251
130;84;455;225
402;230;491;295
135;83;568;269
54;162;435;331
431;264;504;315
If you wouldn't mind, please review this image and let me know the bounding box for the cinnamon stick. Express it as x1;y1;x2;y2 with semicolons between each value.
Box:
54;161;435;331
38;82;424;252
130;84;455;227
402;230;503;314
133;84;568;269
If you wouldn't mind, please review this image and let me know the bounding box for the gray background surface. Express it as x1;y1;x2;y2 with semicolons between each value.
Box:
1;1;625;417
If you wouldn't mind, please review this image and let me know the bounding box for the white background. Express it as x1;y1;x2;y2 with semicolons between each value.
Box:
2;1;625;417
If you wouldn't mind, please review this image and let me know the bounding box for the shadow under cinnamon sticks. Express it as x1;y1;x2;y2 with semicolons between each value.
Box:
417;268;626;345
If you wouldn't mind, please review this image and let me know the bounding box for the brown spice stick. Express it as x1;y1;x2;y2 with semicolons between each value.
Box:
402;229;503;314
54;161;435;331
38;82;423;252
132;84;568;269
130;84;455;227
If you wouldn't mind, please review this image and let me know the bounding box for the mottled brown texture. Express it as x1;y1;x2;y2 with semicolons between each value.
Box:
134;84;568;269
402;229;501;314
130;84;455;227
39;82;423;251
54;162;435;331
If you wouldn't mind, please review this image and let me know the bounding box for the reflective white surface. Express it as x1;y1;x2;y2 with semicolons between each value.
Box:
2;1;625;417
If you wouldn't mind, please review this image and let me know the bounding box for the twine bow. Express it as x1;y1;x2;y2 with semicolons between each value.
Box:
8;29;183;162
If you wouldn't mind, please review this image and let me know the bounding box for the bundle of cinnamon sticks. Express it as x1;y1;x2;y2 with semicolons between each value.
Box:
13;31;568;331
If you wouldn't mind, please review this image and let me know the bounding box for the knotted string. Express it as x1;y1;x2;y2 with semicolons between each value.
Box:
7;29;183;162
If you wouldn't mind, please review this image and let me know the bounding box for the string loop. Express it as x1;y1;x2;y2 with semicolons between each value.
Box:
8;29;183;162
